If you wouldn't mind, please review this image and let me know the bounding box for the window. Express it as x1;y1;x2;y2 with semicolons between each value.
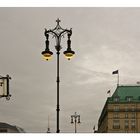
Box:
131;113;136;118
113;120;120;129
125;130;128;133
114;97;120;102
126;96;133;102
114;113;119;118
125;113;128;118
124;120;129;129
114;105;119;112
131;105;135;111
125;106;128;112
131;120;136;129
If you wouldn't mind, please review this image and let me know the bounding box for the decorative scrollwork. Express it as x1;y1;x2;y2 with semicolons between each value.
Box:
6;94;11;101
44;18;72;49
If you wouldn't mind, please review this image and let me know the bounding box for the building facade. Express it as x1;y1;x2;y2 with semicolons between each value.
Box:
0;122;25;133
98;85;140;133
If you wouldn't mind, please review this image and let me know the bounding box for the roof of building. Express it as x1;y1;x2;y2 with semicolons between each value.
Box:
108;85;140;103
0;122;25;132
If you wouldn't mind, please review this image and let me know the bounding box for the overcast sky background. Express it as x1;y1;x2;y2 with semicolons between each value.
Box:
0;8;140;133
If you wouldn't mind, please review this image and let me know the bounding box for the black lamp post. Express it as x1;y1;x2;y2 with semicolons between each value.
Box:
41;19;75;133
71;112;81;133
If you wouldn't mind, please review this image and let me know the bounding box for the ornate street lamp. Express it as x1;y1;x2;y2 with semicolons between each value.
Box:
71;112;81;133
41;19;75;133
0;74;11;100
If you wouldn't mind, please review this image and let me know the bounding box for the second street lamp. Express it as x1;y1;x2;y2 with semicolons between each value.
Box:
41;19;75;133
71;112;81;133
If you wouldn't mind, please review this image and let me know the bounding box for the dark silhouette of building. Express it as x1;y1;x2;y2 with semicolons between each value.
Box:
0;122;25;133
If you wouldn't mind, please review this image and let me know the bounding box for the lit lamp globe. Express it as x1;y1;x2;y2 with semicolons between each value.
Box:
42;50;53;61
63;49;75;60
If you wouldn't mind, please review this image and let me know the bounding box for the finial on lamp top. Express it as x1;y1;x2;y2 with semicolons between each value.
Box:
56;18;61;25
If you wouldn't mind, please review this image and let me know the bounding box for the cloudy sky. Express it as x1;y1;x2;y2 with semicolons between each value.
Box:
0;8;140;133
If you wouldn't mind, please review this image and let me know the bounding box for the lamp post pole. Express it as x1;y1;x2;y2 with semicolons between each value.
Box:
56;50;60;133
71;112;81;133
42;19;75;133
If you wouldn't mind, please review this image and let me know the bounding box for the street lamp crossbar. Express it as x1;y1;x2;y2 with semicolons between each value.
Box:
44;21;72;49
45;18;72;36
